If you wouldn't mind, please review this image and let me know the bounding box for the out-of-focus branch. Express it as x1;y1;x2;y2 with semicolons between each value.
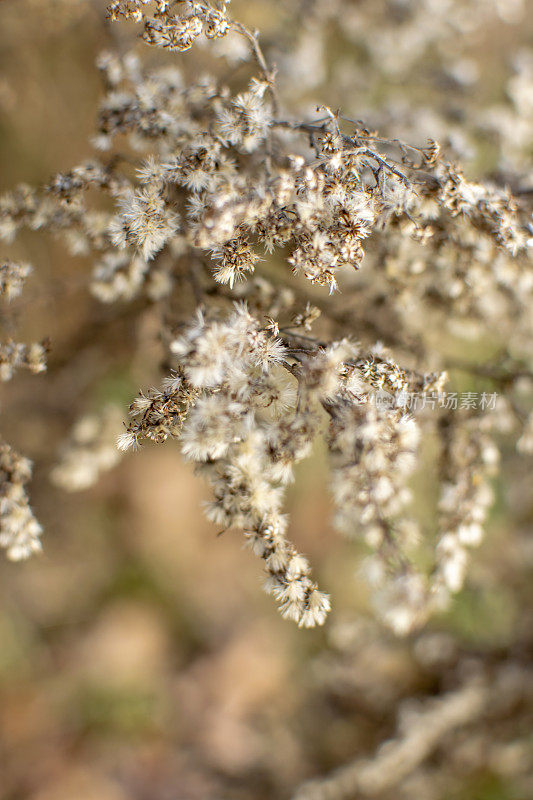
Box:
293;680;488;800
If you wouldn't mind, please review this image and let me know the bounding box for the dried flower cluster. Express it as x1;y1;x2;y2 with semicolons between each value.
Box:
1;0;532;637
0;254;44;557
0;260;31;301
108;0;231;52
120;305;330;626
0;339;48;383
0;441;42;560
51;405;124;492
0;258;47;382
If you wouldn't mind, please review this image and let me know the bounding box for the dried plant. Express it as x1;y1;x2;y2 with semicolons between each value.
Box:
0;257;44;559
1;0;532;638
2;4;533;800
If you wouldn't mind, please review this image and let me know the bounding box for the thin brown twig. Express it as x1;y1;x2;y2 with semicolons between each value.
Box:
230;20;280;116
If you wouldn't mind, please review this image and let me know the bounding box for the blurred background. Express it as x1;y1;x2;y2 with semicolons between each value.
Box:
0;2;533;799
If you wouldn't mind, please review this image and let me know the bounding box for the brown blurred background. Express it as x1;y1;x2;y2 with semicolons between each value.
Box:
0;2;532;799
